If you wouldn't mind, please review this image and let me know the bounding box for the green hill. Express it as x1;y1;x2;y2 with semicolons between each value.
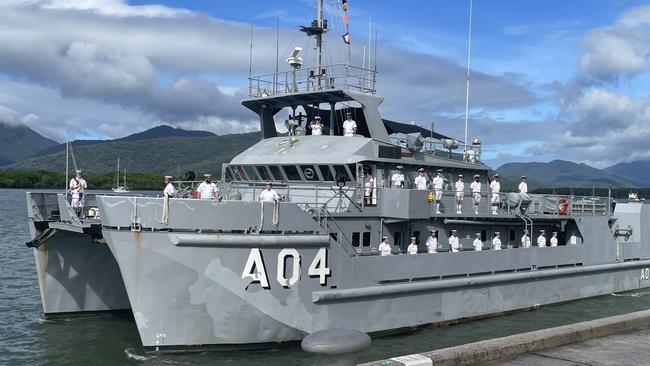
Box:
0;123;58;165
6;132;260;176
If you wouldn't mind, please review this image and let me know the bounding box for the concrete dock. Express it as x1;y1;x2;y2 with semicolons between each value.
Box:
359;309;650;366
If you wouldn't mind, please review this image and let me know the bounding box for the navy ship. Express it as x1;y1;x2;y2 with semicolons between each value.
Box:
24;0;650;351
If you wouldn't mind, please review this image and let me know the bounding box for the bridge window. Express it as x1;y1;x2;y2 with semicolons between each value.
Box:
268;166;284;181
256;166;271;181
242;165;258;180
319;165;334;181
283;165;302;181
333;165;351;183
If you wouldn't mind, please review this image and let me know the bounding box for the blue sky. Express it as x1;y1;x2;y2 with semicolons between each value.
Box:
2;0;650;168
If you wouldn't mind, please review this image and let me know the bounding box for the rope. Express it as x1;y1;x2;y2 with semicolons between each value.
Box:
273;200;280;227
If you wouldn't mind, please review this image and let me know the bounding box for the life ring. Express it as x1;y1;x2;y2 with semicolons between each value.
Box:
558;197;569;215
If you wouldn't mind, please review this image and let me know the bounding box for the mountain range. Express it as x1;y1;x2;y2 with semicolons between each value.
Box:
1;122;649;188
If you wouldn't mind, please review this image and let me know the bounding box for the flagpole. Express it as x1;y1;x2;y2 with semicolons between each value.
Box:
463;0;473;157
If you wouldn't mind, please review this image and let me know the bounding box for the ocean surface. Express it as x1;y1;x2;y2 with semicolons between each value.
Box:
2;188;650;366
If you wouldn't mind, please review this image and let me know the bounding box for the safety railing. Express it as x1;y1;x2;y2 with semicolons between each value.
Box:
388;137;482;163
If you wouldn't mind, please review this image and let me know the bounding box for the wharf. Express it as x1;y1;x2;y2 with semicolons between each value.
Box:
359;309;650;366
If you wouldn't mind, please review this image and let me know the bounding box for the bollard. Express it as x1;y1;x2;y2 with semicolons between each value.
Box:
301;328;371;366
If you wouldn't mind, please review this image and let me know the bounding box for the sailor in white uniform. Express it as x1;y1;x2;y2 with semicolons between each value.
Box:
163;175;175;197
519;176;528;195
489;174;501;215
363;169;375;204
259;182;280;202
425;230;438;253
473;233;482;251
550;231;559;247
196;174;219;200
521;230;531;248
407;237;419;255
342;112;357;136
537;229;546;248
309;116;324;136
432;168;444;214
414;168;428;190
391;166;405;188
378;236;392;256
69;169;87;217
470;174;481;214
455;175;465;214
492;232;502;250
569;232;578;245
449;230;460;252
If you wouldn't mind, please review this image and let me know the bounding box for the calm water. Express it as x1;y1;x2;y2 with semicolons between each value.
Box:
2;188;650;366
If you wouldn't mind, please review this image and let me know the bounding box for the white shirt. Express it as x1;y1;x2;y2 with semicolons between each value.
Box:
570;235;577;245
363;175;374;194
378;242;391;256
492;237;502;250
473;238;482;251
521;235;531;248
391;173;405;188
69;177;87;194
310;122;323;135
414;175;427;190
407;243;418;255
342;119;357;136
425;236;438;253
449;235;459;252
470;181;481;193
550;236;558;247
455;181;464;195
490;180;500;194
164;182;175;197
519;181;528;194
537;235;546;247
259;189;280;202
196;181;218;199
432;176;444;190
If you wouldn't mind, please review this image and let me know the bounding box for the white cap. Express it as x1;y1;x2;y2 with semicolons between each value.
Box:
75;169;82;174
164;175;173;179
204;174;212;178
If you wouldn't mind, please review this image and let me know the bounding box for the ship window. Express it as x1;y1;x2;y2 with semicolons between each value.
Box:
268;166;284;181
333;165;350;183
225;167;235;181
394;231;402;249
352;232;360;247
242;165;258;180
319;165;334;181
232;165;245;181
301;165;318;181
283;165;302;181
256;166;271;181
481;230;487;242
362;232;371;246
347;164;357;181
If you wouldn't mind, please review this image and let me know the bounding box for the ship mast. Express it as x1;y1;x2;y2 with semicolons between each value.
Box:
300;0;327;87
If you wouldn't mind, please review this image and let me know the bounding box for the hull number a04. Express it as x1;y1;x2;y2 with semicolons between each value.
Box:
641;268;650;280
242;248;330;289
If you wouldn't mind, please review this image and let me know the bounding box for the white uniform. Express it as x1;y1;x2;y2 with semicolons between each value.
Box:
310;122;323;135
414;175;427;190
449;235;459;252
521;234;531;248
569;235;578;245
363;174;375;197
163;182;175;197
519;181;528;194
432;176;444;200
196;181;218;199
537;235;546;247
342;119;357;136
378;242;391;256
391;173;405;188
550;236;558;247
473;238;482;251
69;177;87;208
470;181;481;205
455;181;465;199
259;189;280;202
492;237;502;250
425;236;438;253
490;180;500;203
407;243;418;255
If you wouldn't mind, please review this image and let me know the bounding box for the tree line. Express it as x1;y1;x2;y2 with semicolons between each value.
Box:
0;170;168;190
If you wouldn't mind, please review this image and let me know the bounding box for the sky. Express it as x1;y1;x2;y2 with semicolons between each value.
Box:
2;0;650;168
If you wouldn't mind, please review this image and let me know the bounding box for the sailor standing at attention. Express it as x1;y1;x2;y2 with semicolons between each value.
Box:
407;237;418;255
492;232;502;250
470;174;482;214
259;183;280;202
391;166;405;188
414;168;428;190
309;116;324;135
378;237;392;256
196;174;219;200
342;112;357;136
521;230;531;248
519;176;528;196
432;169;444;214
425;230;438;253
69;169;87;217
473;233;482;251
550;231;559;247
455;175;465;214
163;175;175;197
449;230;460;252
537;230;546;248
489;174;501;215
